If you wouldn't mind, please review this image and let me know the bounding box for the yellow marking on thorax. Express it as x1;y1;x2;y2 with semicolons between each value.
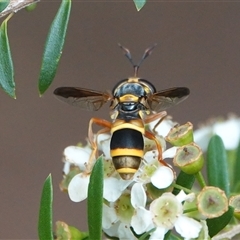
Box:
119;94;139;102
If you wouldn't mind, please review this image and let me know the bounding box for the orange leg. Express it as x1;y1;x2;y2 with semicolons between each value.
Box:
144;130;168;167
88;117;112;146
144;111;167;134
86;117;112;172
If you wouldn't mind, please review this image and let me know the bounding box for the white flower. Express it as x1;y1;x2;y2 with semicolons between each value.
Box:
129;185;201;240
131;183;154;234
102;190;136;240
102;183;154;239
65;138;132;202
63;145;91;173
68;162;132;202
194;116;240;151
149;191;202;240
134;146;177;189
66;123;177;202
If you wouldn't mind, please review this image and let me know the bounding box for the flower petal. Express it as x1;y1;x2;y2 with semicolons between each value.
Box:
68;173;90;202
103;221;120;238
143;150;158;164
97;133;111;159
131;183;146;208
64;146;90;170
175;215;202;239
176;190;195;203
118;223;136;240
149;118;177;137
194;117;240;151
131;207;154;234
102;203;118;229
151;166;174;189
63;161;71;175
103;177;131;202
97;133;111;145
162;146;178;159
194;126;212;152
149;227;167;240
213;118;240;150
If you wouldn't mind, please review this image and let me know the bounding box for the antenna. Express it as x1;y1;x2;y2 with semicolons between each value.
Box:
118;43;157;77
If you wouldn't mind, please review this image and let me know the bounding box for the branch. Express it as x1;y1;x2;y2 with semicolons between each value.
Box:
0;0;39;18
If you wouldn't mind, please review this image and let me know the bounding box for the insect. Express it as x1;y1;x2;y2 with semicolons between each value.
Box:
54;44;190;180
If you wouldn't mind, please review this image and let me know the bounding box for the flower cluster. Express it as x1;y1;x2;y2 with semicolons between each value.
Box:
58;115;240;240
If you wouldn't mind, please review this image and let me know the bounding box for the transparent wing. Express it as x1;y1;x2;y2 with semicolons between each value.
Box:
53;87;111;111
148;87;190;112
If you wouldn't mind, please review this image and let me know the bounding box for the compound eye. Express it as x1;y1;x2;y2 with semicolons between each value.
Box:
138;79;156;93
112;79;129;95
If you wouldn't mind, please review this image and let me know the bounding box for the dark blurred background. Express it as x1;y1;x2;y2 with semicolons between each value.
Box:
1;1;240;238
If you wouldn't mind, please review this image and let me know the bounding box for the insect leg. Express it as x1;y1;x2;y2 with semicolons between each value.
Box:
144;111;167;134
86;118;112;172
144;130;168;167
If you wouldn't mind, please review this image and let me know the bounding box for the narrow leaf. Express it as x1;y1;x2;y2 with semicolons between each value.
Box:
172;170;195;195
0;0;10;12
38;174;53;240
164;231;181;240
26;2;37;12
88;156;104;240
207;135;230;196
133;0;146;11
0;13;15;98
138;228;156;240
232;140;240;192
38;0;71;95
207;206;234;237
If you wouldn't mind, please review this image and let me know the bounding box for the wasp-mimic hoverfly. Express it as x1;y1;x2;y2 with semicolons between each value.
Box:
54;44;190;180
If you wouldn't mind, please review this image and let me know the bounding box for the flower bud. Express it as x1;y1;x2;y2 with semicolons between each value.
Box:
166;122;193;146
229;195;240;220
173;143;204;174
197;186;228;218
55;221;88;240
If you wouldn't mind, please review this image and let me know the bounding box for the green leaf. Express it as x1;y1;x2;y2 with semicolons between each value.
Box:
133;0;146;11
88;156;104;240
0;0;10;12
38;174;53;240
207;135;230;197
172;170;195;195
164;231;181;240
38;0;71;95
0;14;15;98
207;206;234;237
232;140;240;192
26;2;37;12
132;227;155;240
